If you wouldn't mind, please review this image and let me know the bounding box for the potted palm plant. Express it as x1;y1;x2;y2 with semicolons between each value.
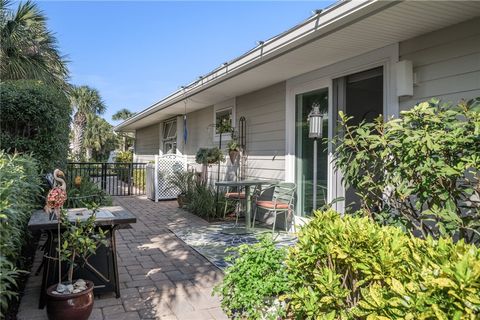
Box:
167;171;195;208
46;204;106;320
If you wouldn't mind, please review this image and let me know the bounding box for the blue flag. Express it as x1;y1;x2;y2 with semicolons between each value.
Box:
183;114;188;144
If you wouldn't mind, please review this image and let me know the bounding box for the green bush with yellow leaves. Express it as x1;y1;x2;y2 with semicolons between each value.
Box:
285;209;480;319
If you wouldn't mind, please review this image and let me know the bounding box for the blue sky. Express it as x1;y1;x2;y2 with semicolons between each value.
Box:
37;1;335;124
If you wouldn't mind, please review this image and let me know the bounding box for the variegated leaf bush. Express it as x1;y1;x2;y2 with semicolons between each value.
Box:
285;210;480;319
333;98;480;243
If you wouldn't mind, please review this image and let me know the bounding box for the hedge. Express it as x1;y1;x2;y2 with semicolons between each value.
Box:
0;152;41;315
214;210;480;319
0;80;71;173
286;210;480;319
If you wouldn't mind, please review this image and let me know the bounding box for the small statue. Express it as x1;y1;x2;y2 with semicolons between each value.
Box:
44;169;67;218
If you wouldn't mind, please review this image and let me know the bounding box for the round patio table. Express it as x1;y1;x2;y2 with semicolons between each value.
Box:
216;179;278;234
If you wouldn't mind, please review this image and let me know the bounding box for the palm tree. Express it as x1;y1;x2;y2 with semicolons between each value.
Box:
112;108;135;121
70;85;106;161
83;114;118;161
0;0;69;86
112;108;136;151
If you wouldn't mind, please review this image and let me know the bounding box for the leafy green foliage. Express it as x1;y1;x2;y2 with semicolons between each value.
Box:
58;204;107;283
70;85;106;161
112;108;136;121
113;151;134;182
167;171;196;195
333;98;480;243
0;0;69;87
214;236;288;319
0;152;40;315
83;114;118;162
115;151;133;163
132;168;146;190
285;209;480;319
184;180;230;220
65;177;112;209
195;147;225;165
227;139;239;152
0;80;71;172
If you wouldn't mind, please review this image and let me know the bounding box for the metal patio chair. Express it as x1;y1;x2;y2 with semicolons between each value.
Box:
252;182;296;234
223;186;246;224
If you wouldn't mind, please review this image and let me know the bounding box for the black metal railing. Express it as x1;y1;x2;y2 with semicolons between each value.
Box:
66;162;147;196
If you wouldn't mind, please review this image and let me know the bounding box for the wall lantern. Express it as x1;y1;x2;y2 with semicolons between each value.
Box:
308;103;323;139
307;102;324;211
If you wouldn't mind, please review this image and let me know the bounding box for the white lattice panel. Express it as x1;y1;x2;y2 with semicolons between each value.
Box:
155;154;186;201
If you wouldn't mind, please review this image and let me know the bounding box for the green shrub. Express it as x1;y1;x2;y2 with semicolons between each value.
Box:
132;168;145;190
0;80;71;173
114;151;133;182
213;236;288;319
333;98;480;243
115;150;133;163
167;171;196;195
285;209;480;319
66;177;112;208
184;181;232;220
0;152;41;315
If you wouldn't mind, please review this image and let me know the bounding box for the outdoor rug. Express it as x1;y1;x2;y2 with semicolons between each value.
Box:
169;222;297;269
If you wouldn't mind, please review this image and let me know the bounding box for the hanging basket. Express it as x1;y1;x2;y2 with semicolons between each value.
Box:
229;150;240;164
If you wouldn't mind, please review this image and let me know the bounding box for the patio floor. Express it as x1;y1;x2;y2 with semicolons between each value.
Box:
17;196;227;320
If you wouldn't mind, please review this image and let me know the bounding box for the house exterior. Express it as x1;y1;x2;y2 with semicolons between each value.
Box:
115;1;480;217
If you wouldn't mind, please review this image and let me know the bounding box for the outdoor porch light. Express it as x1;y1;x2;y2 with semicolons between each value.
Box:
308;103;323;139
307;102;324;212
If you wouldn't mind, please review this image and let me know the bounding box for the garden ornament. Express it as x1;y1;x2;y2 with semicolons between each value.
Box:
44;169;67;218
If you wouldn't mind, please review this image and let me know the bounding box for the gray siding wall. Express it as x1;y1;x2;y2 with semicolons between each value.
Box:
183;106;215;174
236;82;286;181
134;123;159;162
399;18;480;110
184;106;215;155
179;83;287;183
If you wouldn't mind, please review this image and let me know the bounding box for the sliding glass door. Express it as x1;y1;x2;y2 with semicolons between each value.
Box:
295;88;329;216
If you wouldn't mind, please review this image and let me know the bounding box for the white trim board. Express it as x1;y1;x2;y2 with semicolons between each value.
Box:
285;44;399;214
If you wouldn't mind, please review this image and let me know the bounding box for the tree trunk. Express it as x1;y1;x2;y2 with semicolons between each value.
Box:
68;250;75;284
72;112;87;161
85;148;92;160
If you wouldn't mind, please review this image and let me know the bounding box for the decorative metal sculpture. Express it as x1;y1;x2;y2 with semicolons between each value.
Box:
44;169;67;218
44;169;67;290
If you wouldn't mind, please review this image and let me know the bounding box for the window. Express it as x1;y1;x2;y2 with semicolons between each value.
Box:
162;119;177;154
215;108;233;134
214;98;235;141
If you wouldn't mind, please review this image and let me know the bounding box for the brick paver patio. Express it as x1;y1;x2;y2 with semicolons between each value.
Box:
17;196;227;320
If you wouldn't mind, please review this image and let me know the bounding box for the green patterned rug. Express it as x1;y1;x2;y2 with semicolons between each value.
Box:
170;222;296;269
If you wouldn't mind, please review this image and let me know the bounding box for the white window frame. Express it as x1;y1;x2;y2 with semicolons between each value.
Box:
213;98;236;142
162;118;177;154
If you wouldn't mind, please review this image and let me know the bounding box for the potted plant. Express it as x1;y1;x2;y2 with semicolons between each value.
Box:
195;147;225;183
46;204;106;320
167;171;195;208
227;140;240;164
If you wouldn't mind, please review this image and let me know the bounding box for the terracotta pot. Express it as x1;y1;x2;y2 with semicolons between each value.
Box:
177;194;187;208
229;150;240;164
46;280;94;320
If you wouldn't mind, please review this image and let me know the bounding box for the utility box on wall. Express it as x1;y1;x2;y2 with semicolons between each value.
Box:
396;60;414;97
